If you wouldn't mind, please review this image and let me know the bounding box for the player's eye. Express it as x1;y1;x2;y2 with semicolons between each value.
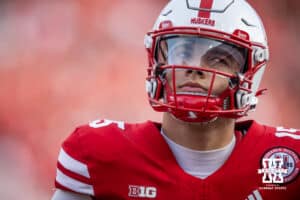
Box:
214;57;229;66
206;56;231;68
178;51;192;59
170;47;194;64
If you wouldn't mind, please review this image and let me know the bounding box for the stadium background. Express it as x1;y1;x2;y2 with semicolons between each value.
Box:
0;0;299;199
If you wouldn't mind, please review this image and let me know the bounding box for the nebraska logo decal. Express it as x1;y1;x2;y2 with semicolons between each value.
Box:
190;17;215;26
128;185;157;198
190;0;215;27
258;147;300;184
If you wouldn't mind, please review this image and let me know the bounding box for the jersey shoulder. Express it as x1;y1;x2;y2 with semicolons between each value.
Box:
245;121;300;191
241;120;300;150
61;119;156;164
263;123;300;144
55;119;157;196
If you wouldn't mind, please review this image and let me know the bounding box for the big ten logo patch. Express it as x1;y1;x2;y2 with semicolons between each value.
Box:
128;185;157;199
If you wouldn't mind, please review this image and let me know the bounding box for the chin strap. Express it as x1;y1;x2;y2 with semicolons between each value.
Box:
255;88;267;97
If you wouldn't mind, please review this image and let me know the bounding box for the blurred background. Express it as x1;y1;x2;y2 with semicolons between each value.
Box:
0;0;299;199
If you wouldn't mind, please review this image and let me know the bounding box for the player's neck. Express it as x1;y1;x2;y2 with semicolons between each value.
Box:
161;113;236;151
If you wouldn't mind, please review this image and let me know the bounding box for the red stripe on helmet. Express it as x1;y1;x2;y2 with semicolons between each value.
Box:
198;0;214;18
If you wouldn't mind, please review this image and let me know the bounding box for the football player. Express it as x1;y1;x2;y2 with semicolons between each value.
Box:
52;0;300;199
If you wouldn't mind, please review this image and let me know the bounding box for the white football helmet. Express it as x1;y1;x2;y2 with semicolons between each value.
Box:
145;0;269;122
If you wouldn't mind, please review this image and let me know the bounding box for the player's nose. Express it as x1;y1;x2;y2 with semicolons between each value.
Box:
185;69;205;78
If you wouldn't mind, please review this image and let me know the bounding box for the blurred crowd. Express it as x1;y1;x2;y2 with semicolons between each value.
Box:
0;1;299;199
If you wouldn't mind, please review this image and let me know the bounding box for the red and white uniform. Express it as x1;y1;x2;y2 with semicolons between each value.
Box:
55;119;300;200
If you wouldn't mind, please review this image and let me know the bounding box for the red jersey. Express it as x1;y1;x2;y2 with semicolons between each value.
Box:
54;119;300;200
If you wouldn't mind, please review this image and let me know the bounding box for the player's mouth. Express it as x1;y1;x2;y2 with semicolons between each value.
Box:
177;81;209;96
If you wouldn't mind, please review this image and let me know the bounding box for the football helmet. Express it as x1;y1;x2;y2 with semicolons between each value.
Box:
145;0;269;122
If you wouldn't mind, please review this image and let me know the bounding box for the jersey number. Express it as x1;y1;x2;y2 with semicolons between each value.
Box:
89;119;125;130
275;127;300;140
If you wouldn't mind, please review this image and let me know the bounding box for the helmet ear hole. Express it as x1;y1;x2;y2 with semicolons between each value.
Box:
254;48;268;62
146;78;163;100
146;79;156;99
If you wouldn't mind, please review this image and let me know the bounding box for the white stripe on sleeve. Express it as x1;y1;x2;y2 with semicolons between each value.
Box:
275;132;300;140
253;189;263;200
58;148;90;178
56;169;94;196
247;194;255;200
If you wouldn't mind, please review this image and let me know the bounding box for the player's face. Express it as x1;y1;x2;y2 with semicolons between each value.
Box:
156;36;246;96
